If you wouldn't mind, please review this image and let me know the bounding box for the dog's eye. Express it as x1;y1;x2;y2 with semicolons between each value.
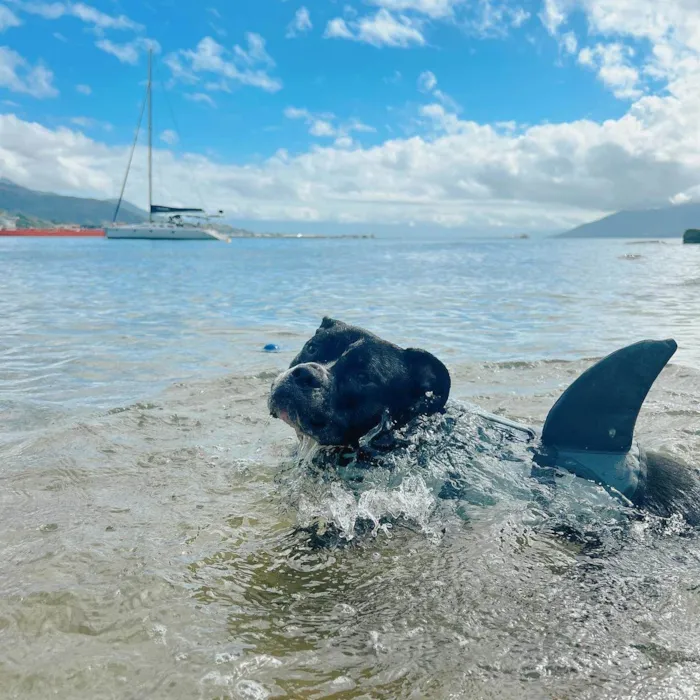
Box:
306;343;316;355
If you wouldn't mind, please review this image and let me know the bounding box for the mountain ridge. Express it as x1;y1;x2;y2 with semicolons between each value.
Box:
0;179;147;227
557;202;700;238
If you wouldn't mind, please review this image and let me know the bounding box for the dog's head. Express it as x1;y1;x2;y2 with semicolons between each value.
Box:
268;318;451;445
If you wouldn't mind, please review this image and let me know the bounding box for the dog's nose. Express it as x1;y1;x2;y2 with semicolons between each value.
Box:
290;363;325;389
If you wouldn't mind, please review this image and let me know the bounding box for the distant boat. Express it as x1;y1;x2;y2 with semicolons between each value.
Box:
106;50;228;242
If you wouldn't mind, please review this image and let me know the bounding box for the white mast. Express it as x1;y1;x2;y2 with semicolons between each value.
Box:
147;48;153;224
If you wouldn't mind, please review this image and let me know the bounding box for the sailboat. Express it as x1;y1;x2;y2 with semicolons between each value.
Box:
106;50;229;241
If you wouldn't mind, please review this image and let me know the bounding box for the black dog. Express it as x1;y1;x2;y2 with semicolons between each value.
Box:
269;318;700;525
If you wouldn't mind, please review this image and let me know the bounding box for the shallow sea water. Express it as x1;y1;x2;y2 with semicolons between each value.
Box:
1;236;700;699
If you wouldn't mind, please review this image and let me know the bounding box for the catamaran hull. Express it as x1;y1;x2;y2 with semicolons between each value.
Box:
105;226;218;240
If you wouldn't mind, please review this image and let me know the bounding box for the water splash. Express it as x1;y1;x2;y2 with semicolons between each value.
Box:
277;402;641;545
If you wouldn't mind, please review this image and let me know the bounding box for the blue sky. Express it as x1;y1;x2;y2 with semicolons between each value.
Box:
1;0;699;234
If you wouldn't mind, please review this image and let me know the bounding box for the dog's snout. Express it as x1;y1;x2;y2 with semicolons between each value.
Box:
291;363;325;389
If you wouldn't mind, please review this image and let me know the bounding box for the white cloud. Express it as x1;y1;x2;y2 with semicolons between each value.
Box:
433;88;460;111
334;135;354;149
284;106;311;120
324;18;354;40
160;129;178;145
367;0;461;19
70;116;111;131
352;0;529;39
70;116;94;128
52;31;65;41
286;6;312;38
69;2;139;30
95;38;137;64
233;32;274;67
468;0;530;37
309;119;335;137
11;1;142;31
285;106;375;140
561;30;577;54
418;70;437;92
418;102;466;134
163;53;195;84
539;0;700;91
539;0;570;35
510;6;529;27
0;46;57;97
578;42;641;99
95;37;160;65
325;9;425;48
346;118;376;134
75;83;90;95
416;70;460;111
3;2;700;233
168;35;282;93
0;5;21;31
184;92;216;107
4;85;700;233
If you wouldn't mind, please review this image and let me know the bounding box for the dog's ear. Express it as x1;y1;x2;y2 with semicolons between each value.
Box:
404;348;451;415
320;317;340;330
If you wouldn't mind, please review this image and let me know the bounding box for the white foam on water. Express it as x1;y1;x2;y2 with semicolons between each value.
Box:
279;403;646;544
296;474;439;541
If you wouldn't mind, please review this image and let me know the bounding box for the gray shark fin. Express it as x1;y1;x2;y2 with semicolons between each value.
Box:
541;339;677;453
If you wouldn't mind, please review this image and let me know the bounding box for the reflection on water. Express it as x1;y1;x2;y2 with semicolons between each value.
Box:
2;237;700;698
2;236;700;415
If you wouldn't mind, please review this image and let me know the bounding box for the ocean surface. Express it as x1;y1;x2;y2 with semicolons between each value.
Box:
1;235;700;699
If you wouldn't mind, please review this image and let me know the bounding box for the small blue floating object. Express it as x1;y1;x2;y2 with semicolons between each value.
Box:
263;343;281;353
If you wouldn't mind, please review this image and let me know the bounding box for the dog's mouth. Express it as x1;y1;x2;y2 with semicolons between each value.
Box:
269;398;301;430
270;404;315;442
276;409;293;427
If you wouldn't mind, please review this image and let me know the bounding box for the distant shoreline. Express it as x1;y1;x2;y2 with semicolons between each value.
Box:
226;231;375;240
0;228;376;240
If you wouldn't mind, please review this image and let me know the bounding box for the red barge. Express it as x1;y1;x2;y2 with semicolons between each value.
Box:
0;229;105;237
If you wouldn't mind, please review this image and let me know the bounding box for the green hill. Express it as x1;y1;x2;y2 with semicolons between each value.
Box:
557;202;700;238
0;179;147;227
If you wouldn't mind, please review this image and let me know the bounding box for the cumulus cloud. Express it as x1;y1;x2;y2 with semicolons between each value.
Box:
578;42;642;99
560;30;577;54
324;18;354;41
309;119;335;137
367;0;462;19
184;92;216;107
159;129;178;145
0;4;21;31
326;1;527;48
467;0;530;38
5;64;700;233
539;0;700;94
417;70;460;111
0;46;57;97
284;106;375;142
324;9;425;48
539;0;570;35
286;6;312;38
10;1;142;31
95;37;160;65
417;70;437;92
166;34;282;93
4;0;700;234
70;115;111;131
